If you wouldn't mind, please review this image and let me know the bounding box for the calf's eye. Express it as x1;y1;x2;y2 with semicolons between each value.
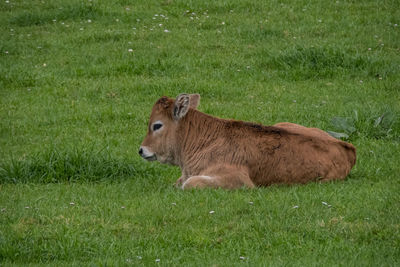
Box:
153;123;163;131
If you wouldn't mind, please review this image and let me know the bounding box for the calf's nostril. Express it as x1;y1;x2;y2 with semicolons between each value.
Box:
139;148;143;156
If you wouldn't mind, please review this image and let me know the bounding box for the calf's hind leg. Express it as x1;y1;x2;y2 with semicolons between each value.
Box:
181;165;254;190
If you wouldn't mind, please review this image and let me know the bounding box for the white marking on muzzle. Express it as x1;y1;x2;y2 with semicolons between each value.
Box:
140;146;157;161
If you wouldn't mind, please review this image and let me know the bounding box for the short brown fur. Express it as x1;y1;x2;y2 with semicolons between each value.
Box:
140;94;356;189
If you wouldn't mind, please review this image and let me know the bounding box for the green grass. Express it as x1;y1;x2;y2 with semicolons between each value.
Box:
1;0;400;265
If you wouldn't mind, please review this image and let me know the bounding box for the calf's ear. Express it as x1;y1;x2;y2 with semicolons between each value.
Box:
189;94;200;109
173;94;190;120
173;93;201;120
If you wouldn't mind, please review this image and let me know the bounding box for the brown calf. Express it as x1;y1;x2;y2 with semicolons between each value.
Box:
139;94;356;189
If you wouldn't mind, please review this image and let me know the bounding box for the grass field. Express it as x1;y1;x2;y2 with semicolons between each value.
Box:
1;0;400;265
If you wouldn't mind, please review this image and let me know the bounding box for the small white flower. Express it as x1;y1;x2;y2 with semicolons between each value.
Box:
80;28;84;31
128;49;133;52
360;80;363;83
155;259;160;262
240;256;246;260
6;1;10;3
322;202;328;205
25;206;30;209
121;206;125;209
87;19;92;23
209;210;215;214
43;63;47;67
159;24;162;27
221;21;225;25
394;24;398;27
248;201;254;205
171;202;177;206
137;256;142;260
5;51;8;54
164;29;170;33
368;48;371;51
70;202;75;205
293;205;299;209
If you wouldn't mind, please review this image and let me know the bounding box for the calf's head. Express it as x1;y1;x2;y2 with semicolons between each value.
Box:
139;93;200;164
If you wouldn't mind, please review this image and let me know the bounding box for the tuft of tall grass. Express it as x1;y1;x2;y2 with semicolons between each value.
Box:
329;109;399;141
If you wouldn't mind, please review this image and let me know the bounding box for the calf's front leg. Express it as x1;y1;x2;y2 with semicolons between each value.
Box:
181;165;255;190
